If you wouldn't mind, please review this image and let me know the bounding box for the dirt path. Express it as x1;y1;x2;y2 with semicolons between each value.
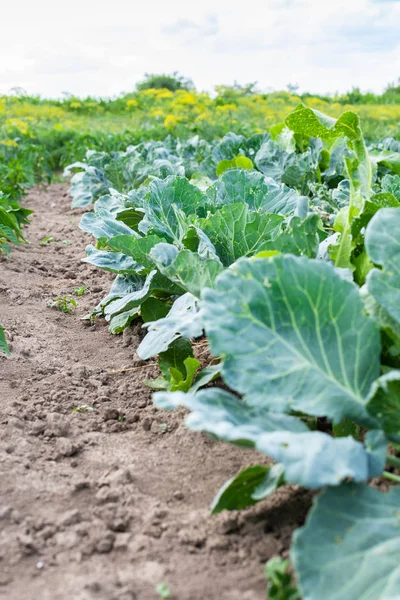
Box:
0;185;309;600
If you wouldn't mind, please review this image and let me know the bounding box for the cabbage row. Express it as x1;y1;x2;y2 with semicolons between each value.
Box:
68;105;400;599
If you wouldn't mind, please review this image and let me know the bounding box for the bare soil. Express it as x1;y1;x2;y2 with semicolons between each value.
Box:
0;185;310;600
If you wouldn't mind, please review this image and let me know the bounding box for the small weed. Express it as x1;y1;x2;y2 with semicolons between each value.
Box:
73;285;87;297
72;405;95;414
40;236;72;247
40;235;54;246
156;583;172;599
118;414;126;423
49;296;77;313
265;557;299;600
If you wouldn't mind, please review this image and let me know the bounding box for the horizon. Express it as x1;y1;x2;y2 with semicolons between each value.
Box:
2;77;398;102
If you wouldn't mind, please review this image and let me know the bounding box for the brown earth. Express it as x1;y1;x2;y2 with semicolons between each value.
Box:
0;185;310;600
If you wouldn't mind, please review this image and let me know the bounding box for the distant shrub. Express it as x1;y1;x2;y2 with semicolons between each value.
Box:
136;72;194;92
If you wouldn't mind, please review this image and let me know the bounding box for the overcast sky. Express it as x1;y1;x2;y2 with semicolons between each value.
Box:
1;0;400;98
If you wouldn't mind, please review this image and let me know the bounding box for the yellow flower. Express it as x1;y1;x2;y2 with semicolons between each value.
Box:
150;109;164;118
126;99;139;109
5;118;29;135
0;139;18;147
195;111;211;123
70;102;82;109
164;115;179;129
216;104;237;113
156;89;173;99
141;88;159;97
174;91;197;106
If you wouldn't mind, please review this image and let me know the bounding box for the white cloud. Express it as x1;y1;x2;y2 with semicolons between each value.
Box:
162;14;219;37
0;0;399;97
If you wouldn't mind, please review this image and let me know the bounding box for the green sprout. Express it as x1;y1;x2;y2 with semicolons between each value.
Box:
73;285;87;297
72;405;95;414
265;557;299;600
49;296;77;313
40;236;72;247
156;583;172;599
40;235;54;246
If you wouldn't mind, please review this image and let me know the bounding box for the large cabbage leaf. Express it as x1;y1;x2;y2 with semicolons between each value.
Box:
198;203;284;265
206;168;302;215
80;209;137;240
139;176;207;243
108;234;165;271
292;484;400;600
202;255;380;425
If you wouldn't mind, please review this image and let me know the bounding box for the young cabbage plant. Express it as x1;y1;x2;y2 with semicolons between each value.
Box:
286;106;376;272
